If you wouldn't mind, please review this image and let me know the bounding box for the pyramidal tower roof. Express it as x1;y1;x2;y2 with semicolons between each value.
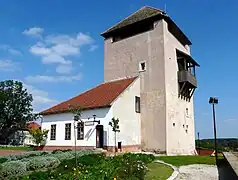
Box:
101;6;191;45
102;6;164;35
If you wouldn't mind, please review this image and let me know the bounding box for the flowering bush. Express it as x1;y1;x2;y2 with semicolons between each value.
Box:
20;153;154;180
0;161;27;178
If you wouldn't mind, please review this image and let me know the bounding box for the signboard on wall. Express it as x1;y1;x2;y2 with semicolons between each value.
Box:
85;121;94;126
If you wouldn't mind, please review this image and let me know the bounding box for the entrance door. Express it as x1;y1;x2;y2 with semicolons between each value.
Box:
96;125;104;148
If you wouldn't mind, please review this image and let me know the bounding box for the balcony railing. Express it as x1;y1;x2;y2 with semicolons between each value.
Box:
178;70;197;88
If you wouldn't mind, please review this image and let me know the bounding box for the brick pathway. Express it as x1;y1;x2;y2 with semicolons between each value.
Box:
0;150;26;156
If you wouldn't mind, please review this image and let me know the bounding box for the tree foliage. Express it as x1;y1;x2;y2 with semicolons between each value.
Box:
0;80;36;143
109;117;120;133
68;105;82;121
196;138;238;152
29;128;49;146
109;117;120;154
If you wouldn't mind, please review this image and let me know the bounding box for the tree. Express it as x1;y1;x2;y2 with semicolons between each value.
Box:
29;128;49;146
109;117;120;155
0;80;37;144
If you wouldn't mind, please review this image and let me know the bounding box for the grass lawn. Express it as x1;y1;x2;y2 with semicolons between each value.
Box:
156;155;224;167
0;146;34;151
145;162;173;180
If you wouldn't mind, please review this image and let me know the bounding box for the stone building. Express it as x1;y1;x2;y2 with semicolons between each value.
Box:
40;6;199;155
101;6;199;154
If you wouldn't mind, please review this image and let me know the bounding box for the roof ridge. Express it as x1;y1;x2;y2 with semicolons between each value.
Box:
144;5;164;13
101;7;146;35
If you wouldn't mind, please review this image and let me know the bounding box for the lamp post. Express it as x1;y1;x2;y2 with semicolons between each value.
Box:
197;132;200;155
73;114;80;168
209;97;218;161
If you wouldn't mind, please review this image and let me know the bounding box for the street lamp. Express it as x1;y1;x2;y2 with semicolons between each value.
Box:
93;114;100;124
209;97;218;161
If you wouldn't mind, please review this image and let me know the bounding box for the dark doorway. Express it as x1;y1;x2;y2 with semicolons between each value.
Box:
96;125;104;148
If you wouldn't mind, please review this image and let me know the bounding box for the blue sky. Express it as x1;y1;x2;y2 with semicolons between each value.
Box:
0;0;237;139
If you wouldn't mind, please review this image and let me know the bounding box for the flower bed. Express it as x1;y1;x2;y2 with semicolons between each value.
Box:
0;149;99;179
20;153;155;180
0;150;156;180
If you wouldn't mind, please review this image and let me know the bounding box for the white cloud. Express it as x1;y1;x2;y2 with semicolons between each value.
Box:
8;49;22;56
26;28;96;77
76;33;93;45
0;44;22;56
23;83;58;112
30;42;51;56
0;59;20;71
23;27;44;37
224;118;237;123
89;45;98;52
56;64;73;74
45;33;93;46
29;32;96;75
25;73;82;83
52;44;79;56
42;53;71;65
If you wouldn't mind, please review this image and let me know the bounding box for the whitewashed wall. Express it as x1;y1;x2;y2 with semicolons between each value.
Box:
163;20;196;155
42;107;113;147
111;77;141;146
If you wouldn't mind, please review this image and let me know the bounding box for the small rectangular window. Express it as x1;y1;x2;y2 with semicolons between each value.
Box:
65;123;71;140
139;62;146;71
50;124;56;140
135;96;140;113
77;122;84;140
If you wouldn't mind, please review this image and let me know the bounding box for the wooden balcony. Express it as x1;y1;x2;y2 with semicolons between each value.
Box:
178;70;197;88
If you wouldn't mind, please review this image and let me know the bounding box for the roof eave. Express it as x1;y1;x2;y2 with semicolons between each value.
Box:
40;105;112;116
101;14;192;46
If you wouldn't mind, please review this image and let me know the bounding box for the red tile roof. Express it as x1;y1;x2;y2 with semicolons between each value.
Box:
26;122;41;129
40;77;137;115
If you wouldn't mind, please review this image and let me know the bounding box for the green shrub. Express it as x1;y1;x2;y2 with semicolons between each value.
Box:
52;149;72;154
0;161;27;178
0;157;7;164
5;151;50;161
19;152;154;180
122;153;155;164
51;151;74;162
24;156;60;171
20;171;50;180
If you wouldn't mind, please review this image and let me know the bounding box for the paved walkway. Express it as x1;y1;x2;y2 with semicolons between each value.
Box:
0;150;26;156
223;152;238;177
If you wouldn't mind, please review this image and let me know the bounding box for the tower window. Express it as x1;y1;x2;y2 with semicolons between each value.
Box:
186;108;188;116
173;123;175;127
139;62;146;72
135;96;140;113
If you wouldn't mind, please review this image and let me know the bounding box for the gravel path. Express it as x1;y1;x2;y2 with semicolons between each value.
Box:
178;164;238;180
178;164;219;180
